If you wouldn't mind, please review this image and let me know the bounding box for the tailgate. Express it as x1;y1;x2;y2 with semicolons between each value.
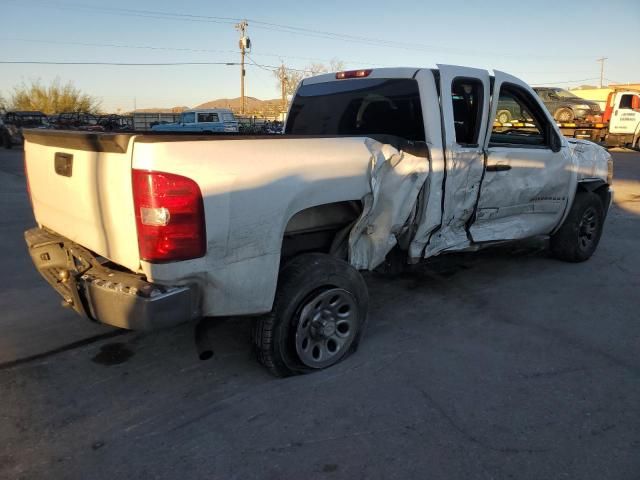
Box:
23;130;140;272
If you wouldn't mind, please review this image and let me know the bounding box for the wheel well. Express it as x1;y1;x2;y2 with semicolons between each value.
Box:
281;201;362;261
577;181;610;209
593;184;611;210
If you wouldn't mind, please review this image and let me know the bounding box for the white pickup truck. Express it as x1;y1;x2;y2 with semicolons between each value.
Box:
23;65;613;376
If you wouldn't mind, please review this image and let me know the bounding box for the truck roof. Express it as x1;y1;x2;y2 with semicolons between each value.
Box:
300;66;522;87
183;108;234;114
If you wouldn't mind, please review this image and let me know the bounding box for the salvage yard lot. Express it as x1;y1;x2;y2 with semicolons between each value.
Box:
1;148;639;479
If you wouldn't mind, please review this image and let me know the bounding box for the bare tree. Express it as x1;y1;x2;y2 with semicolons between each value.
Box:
275;59;346;99
9;78;101;114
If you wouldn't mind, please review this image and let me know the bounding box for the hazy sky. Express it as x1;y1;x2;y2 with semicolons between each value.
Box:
2;0;639;112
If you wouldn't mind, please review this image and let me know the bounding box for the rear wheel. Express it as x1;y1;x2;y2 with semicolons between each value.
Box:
554;107;575;123
253;253;368;377
496;110;512;124
551;192;604;262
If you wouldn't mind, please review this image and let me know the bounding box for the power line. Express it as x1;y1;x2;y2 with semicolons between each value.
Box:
0;61;240;66
17;0;593;60
0;37;384;69
531;77;600;86
246;55;309;73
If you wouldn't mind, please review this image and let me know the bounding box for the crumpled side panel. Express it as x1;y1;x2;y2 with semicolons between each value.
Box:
348;139;429;270
469;147;575;243
408;142;444;259
566;139;609;181
422;149;485;257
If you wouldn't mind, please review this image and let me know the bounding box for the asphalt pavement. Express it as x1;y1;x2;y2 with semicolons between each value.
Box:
0;147;638;480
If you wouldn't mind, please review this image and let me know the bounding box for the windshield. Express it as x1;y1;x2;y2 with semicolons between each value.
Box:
550;88;579;99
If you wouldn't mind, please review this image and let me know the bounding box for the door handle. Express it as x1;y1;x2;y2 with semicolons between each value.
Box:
486;163;511;172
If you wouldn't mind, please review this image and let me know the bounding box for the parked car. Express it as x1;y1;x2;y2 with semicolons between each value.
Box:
23;65;612;376
1;111;48;148
97;114;133;132
49;112;102;131
151;109;239;133
533;87;602;122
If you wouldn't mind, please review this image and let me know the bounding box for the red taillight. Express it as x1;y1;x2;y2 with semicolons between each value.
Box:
132;169;206;263
335;69;372;79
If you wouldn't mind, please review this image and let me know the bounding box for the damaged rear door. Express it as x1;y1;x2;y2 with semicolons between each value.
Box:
423;65;491;257
469;71;572;242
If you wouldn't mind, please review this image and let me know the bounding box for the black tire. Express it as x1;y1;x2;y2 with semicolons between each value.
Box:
1;132;12;149
550;191;605;262
554;107;575;123
496;110;512;124
253;253;369;377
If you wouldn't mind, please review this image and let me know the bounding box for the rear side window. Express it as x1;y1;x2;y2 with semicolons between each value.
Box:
286;78;425;141
451;78;483;145
197;112;219;122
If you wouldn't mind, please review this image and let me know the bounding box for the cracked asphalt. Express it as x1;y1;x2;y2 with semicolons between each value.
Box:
1;148;639;479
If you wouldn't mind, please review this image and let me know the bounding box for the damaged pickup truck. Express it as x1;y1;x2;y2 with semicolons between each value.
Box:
23;65;613;376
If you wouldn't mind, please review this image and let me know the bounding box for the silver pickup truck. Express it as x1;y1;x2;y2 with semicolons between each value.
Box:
23;65;613;376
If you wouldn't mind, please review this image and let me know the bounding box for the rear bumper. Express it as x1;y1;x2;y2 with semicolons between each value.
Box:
24;227;197;331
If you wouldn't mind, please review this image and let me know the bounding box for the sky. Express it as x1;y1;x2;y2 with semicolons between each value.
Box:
2;0;639;112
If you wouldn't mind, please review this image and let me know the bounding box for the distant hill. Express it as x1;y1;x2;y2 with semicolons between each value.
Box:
132;106;189;113
132;97;283;115
196;96;282;112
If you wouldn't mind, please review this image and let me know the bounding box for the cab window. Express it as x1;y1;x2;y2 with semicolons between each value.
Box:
451;78;483;145
198;112;219;122
619;94;635;110
490;85;552;148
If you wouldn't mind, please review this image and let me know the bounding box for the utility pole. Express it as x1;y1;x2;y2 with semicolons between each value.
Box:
235;20;250;115
596;57;607;88
279;63;287;116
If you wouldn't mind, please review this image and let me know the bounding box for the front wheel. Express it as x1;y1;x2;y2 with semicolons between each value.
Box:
554;107;575;123
253;253;369;377
550;192;605;262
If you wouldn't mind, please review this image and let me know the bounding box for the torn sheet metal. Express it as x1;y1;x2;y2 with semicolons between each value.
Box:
421;148;485;257
348;139;429;270
407;141;444;260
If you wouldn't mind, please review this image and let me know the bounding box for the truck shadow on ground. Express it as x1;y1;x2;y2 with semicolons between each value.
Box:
95;237;552;375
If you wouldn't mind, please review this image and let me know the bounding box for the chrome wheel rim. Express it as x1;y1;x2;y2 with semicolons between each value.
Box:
295;288;358;369
497;112;510;123
558;110;572;122
578;206;598;250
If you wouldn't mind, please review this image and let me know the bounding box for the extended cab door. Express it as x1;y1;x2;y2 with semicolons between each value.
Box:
424;64;491;255
470;71;572;242
180;112;196;131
